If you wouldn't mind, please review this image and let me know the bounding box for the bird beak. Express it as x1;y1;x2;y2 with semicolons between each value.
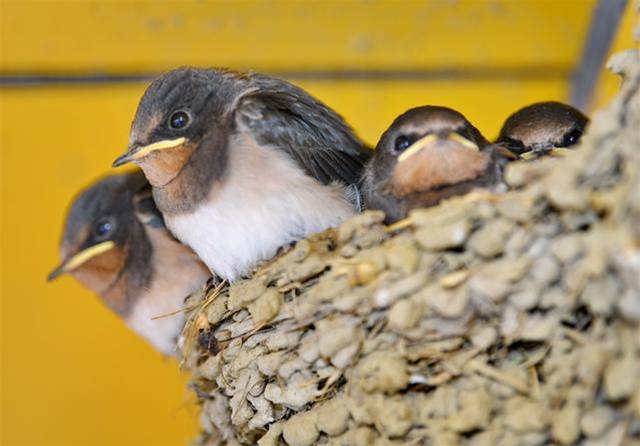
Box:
520;147;570;160
46;240;116;282
397;132;479;163
112;137;187;167
549;147;571;157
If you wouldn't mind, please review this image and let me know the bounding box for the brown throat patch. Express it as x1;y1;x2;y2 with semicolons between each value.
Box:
150;129;229;215
137;142;196;187
70;246;130;315
390;143;490;198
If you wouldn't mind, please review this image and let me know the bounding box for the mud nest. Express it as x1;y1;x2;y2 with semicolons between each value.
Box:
180;48;640;446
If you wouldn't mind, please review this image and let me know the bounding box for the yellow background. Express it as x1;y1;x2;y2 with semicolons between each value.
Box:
0;1;636;445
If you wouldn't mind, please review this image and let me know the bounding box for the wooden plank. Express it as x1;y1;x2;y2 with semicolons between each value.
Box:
1;0;595;73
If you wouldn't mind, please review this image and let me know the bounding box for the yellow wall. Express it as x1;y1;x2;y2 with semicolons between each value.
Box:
0;1;636;445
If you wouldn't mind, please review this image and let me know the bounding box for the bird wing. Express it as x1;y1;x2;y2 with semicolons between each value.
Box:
234;87;371;186
132;186;165;229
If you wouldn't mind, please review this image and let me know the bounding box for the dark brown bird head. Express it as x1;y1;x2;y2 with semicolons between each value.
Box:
113;67;243;187
368;105;491;196
363;106;505;222
48;171;153;315
496;101;589;159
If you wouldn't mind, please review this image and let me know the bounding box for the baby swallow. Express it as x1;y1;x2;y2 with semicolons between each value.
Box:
363;105;514;223
48;171;210;355
113;67;371;282
496;101;589;159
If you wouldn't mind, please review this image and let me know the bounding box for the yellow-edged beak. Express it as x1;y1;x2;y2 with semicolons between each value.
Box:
46;240;116;282
112;137;186;167
549;147;571;157
397;132;479;163
520;147;570;160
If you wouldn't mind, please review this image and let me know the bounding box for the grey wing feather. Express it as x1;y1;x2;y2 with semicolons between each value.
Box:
235;81;371;186
133;186;165;229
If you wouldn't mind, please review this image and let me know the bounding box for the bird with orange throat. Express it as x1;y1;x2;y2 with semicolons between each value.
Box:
113;68;371;282
48;171;210;355
363;105;515;223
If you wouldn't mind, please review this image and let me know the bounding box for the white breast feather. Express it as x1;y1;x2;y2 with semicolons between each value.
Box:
125;227;210;355
165;134;355;281
126;288;186;355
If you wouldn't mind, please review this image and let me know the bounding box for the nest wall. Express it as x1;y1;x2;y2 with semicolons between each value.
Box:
180;48;640;446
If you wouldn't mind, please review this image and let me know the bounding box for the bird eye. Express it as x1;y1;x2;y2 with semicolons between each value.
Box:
562;129;583;147
94;219;114;239
394;135;413;153
168;110;190;130
503;137;526;155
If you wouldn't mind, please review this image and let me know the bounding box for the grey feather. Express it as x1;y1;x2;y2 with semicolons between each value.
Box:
235;76;371;186
133;188;165;229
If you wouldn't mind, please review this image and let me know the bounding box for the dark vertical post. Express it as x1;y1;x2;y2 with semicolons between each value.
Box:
570;0;628;110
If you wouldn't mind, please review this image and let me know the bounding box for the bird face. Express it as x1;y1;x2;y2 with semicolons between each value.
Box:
497;101;589;159
113;68;236;186
372;106;491;197
47;173;147;309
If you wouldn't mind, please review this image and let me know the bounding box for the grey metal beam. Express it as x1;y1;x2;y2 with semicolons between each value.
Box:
570;0;629;111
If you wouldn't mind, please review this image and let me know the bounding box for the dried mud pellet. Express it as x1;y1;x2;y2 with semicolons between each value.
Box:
415;219;471;251
551;402;580;444
580;406;616;438
315;398;349;436
282;411;319;446
604;354;637;400
468;218;514;258
373;397;412;438
388;298;424;331
355;352;409;393
228;280;267;311
257;422;282;446
248;289;282;324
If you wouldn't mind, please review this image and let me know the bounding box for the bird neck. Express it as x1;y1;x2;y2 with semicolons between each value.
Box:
141;223;210;300
99;223;154;317
151;129;229;215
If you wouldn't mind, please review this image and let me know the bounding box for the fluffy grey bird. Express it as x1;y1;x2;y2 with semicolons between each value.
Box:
48;171;210;355
363;106;514;223
496;101;589;159
113;68;370;281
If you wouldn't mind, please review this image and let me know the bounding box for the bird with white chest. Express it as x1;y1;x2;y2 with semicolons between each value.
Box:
114;67;370;282
47;171;211;355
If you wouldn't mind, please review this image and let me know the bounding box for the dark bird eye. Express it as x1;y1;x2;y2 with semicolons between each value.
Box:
562;129;583;147
503;137;526;155
169;110;190;130
394;135;413;153
94;220;114;239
